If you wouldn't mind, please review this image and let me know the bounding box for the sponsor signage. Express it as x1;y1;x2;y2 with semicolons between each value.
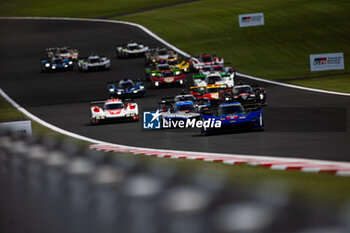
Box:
239;13;264;27
310;53;344;71
143;110;221;130
0;120;32;136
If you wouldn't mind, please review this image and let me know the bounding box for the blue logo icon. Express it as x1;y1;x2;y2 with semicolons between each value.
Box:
143;110;161;129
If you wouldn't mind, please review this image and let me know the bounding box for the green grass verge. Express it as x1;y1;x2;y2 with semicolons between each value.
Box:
287;74;350;93
1;95;350;204
0;0;187;18
0;96;89;146
114;0;350;92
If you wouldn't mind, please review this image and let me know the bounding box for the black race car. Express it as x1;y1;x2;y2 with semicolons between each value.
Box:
230;85;267;107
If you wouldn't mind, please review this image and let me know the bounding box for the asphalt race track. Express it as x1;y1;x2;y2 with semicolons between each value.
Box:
1;19;349;161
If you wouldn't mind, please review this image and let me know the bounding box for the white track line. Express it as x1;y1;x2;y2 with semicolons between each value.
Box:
1;17;350;176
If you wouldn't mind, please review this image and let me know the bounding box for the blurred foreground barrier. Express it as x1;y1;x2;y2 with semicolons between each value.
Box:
0;131;349;233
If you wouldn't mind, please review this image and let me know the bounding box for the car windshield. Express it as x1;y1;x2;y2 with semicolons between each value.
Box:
219;105;244;115
235;86;253;94
162;71;174;77
174;103;195;111
119;81;134;89
213;66;224;72
59;49;68;54
206;88;221;93
168;60;179;65
157;65;170;70
157;50;168;56
200;56;213;63
52;58;63;64
127;45;138;50
175;95;196;101
104;103;124;110
207;76;222;83
89;58;100;63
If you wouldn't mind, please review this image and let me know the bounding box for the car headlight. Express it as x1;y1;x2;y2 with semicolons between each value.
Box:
126;113;131;117
180;80;184;84
152;73;156;76
155;82;159;86
133;91;138;93
184;68;188;72
52;66;56;69
96;116;100;119
64;65;68;67
69;61;73;65
117;92;121;95
175;71;181;75
140;86;144;89
109;88;114;92
152;59;156;62
45;63;50;67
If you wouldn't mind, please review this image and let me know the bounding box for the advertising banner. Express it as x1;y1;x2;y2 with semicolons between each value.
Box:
0;120;32;136
310;53;344;71
239;13;264;27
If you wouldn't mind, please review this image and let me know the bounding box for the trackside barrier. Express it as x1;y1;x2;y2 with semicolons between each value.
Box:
1;131;350;233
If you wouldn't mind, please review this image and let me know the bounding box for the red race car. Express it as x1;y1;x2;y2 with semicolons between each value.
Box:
151;70;186;88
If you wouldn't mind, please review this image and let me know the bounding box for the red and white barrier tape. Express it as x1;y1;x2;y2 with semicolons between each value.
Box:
89;144;350;176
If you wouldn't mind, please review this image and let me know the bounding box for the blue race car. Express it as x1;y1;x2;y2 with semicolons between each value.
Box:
108;79;145;98
200;102;264;135
40;56;73;72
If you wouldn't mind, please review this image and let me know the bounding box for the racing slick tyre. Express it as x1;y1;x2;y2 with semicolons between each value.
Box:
201;126;208;136
90;118;99;125
255;113;264;130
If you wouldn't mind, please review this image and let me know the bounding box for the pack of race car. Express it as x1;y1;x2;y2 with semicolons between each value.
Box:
37;43;267;131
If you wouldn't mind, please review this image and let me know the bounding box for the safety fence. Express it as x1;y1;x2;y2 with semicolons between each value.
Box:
1;131;349;233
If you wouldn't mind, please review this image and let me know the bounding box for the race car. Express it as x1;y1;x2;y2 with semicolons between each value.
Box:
146;64;173;78
116;42;149;58
40;56;74;72
78;54;110;72
167;57;190;73
190;84;230;104
151;70;186;88
193;73;235;88
174;93;211;112
108;79;145;98
145;47;178;65
199;65;235;76
189;53;224;71
231;85;267;107
200;102;264;135
90;98;138;125
46;46;79;60
158;98;201;128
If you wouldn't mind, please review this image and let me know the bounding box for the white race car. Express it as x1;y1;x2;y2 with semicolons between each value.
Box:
189;53;224;71
78;54;110;72
46;46;79;60
90;99;138;125
193;73;235;88
116;42;149;58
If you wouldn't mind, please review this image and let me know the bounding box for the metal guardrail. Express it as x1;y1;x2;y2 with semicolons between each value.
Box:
1;131;349;233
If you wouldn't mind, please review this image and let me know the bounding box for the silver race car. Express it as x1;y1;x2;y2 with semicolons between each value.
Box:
116;42;149;58
78;54;110;72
